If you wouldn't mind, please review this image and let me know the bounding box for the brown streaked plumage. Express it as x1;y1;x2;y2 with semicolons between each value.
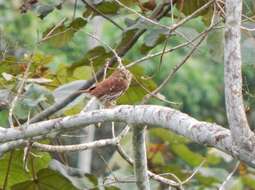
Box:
80;67;132;104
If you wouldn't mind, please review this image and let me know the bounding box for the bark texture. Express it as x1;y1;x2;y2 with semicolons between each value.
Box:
1;105;255;166
133;126;150;190
224;0;255;153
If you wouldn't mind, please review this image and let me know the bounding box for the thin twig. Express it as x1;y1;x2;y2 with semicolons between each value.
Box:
2;150;14;190
39;18;67;43
116;143;181;187
32;125;129;152
85;31;123;67
181;159;206;185
219;161;240;190
112;122;116;138
141;10;218;103
126;23;220;68
33;138;118;152
141;32;208;103
72;0;78;20
115;0;214;34
81;0;123;30
114;0;171;30
8;56;32;128
132;74;179;105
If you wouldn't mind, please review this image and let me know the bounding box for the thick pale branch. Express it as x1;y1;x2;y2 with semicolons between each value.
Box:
224;0;255;149
133;126;150;190
1;105;255;166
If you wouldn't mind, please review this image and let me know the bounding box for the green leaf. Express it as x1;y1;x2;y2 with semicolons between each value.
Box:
69;17;87;30
96;1;119;14
118;85;145;104
72;66;93;80
205;152;222;165
176;0;213;25
0;110;8;127
0;53;53;89
177;0;211;16
140;28;168;54
36;4;55;19
42;17;87;48
227;178;243;190
116;28;138;51
201;6;214;26
84;173;98;186
42;24;72;47
49;160;100;189
0;152;30;189
14;84;54;120
243;0;255;16
54;64;92;84
105;186;120;190
119;0;137;6
70;46;112;72
0;150;51;189
0;91;10;127
83;1;119;17
242;174;255;189
11;168;78;190
0;56;20;74
118;65;157;104
196;167;228;185
196;173;219;186
54;64;73;84
150;151;165;165
171;144;204;167
149;128;189;144
162;164;188;180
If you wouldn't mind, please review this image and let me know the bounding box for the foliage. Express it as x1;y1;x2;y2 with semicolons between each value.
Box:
0;0;255;189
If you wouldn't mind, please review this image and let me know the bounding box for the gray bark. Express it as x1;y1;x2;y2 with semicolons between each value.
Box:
1;105;255;166
133;126;150;190
224;0;255;152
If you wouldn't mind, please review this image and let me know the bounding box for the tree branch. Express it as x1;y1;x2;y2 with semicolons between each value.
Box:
81;0;124;31
32;125;129;152
133;126;150;190
1;105;255;167
224;0;255;150
116;144;181;188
